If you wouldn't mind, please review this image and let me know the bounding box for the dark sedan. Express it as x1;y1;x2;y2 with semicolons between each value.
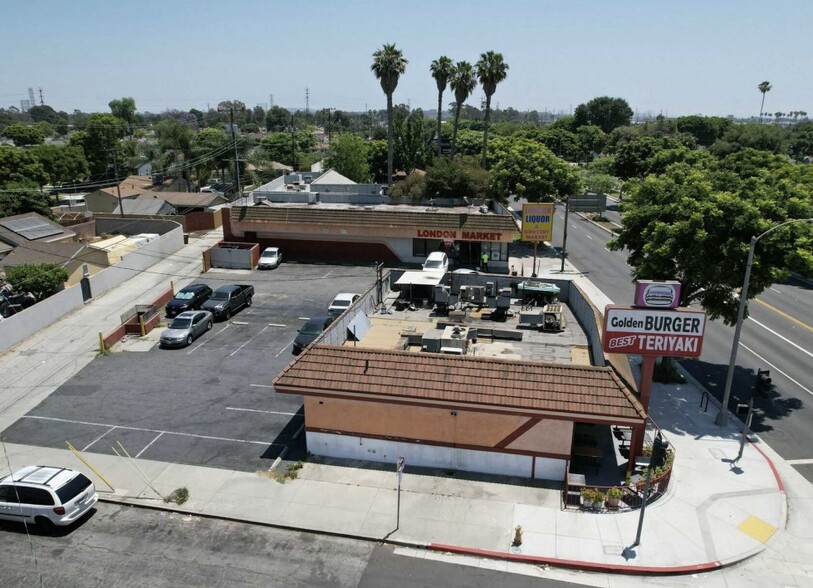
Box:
166;284;213;317
292;316;335;355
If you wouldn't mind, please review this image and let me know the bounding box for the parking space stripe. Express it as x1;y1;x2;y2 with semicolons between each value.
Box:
135;431;164;458
276;339;295;357
230;325;268;357
82;426;117;451
249;384;275;389
226;407;301;416
22;415;284;447
188;322;231;354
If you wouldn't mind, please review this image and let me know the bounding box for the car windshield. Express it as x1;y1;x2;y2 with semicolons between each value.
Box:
210;292;229;300
332;300;351;308
55;473;92;502
262;251;278;258
299;322;323;335
169;318;192;329
424;260;442;269
175;291;196;300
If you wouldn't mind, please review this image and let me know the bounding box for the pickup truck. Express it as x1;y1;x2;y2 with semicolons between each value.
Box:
201;284;254;320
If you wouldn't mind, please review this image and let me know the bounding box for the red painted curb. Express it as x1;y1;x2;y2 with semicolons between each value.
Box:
751;441;786;493
428;543;722;576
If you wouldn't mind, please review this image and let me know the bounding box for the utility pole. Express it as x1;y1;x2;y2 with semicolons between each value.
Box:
305;88;310;114
112;150;124;218
289;114;296;170
218;104;244;200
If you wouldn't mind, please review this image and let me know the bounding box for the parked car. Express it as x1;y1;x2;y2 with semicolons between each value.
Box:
201;284;254;320
165;284;213;317
258;247;282;270
422;251;449;273
328;292;360;316
160;310;214;347
0;465;98;530
292;316;335;355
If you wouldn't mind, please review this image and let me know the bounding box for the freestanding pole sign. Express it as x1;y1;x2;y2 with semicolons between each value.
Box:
521;203;554;278
396;456;405;530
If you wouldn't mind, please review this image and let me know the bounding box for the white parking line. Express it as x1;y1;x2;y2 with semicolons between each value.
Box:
268;323;286;327
276;339;295;357
136;431;164;458
188;323;231;354
786;458;813;465
249;384;274;389
230;325;268;357
226;407;301;417
22;415;283;446
82;426;117;451
740;343;813;397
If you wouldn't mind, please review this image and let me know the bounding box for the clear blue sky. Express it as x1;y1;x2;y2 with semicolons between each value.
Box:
2;0;810;118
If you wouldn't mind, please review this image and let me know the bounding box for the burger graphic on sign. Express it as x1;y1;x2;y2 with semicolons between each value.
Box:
634;280;681;309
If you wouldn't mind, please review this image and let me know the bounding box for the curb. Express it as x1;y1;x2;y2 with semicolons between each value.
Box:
426;543;723;576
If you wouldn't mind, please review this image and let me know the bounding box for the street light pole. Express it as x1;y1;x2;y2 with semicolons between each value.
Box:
716;218;813;427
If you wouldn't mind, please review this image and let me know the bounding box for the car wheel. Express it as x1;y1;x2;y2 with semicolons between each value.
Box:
186;335;193;346
206;320;213;331
225;309;232;320
246;296;253;307
35;516;55;533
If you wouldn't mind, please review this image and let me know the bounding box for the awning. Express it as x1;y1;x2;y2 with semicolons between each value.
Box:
395;271;445;287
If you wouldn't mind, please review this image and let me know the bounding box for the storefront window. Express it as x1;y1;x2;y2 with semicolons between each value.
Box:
484;242;508;261
413;238;441;257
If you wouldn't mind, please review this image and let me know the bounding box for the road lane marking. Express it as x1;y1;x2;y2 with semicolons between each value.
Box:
83;426;117;451
770;287;782;294
786;458;813;465
585;234;593;240
739;343;813;397
749;318;813;358
226;407;300;417
136;432;164;458
22;415;283;446
754;299;813;333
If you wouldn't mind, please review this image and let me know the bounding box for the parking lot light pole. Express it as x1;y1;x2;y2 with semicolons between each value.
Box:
716;218;813;427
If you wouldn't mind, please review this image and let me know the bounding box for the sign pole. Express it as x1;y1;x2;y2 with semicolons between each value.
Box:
396;456;405;530
560;198;569;272
632;459;653;547
532;242;538;277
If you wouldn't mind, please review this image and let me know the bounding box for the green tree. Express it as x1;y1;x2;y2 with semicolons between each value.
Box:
371;43;408;184
28;105;61;125
191;127;231;188
612;136;686;179
430;56;454;157
607;164;813;325
425;156;490;200
453;129;484;156
475;51;509;168
573;97;634;133
6;263;69;300
69;113;126;177
393;109;432;174
580;170;618;194
109;97;137;134
489;137;582;202
326;134;371;182
367;139;388;182
710;123;788;156
388;171;426;200
265;106;291;133
0;146;48;187
31;145;89;186
2;124;45;146
789;121;813;161
449;61;477;158
575;125;606;160
0;183;53;218
675;115;732;147
758;81;772;122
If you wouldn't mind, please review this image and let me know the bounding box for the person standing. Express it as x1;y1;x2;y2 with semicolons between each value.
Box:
481;251;490;272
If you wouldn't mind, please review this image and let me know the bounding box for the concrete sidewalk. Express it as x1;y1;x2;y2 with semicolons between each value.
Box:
0;234;809;583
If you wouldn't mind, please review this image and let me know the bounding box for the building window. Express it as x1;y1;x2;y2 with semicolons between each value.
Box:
413;238;441;257
483;242;508;261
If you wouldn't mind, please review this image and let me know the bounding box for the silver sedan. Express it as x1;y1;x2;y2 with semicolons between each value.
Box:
160;310;214;348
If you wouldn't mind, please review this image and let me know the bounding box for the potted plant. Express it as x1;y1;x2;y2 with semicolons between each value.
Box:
607;486;624;508
580;488;605;509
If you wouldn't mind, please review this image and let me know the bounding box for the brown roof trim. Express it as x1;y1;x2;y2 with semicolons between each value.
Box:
495;417;542;448
275;346;647;422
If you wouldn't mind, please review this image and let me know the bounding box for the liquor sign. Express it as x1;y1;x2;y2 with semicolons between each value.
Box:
602;305;707;357
634;280;681;309
521;203;554;242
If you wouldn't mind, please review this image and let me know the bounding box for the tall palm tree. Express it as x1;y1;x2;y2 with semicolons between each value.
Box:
758;81;772;123
449;61;477;158
430;56;454;157
371;44;408;184
476;51;509;168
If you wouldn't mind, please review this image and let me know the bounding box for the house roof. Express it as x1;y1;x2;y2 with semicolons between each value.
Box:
310;169;355;185
98;186;144;199
0;240;86;268
275;346;646;423
114;199;175;215
232;205;520;233
0;212;76;244
134;190;227;208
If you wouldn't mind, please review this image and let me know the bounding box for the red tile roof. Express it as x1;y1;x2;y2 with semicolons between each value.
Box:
275;346;646;423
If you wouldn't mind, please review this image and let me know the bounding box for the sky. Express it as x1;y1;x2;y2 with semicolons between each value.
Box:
1;0;810;118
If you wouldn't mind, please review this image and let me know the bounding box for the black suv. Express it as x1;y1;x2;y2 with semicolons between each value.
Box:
166;284;213;317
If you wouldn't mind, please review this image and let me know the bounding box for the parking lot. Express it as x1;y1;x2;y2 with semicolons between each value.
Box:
0;262;378;473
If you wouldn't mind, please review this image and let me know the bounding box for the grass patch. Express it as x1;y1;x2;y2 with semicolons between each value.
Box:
164;487;190;505
272;461;304;484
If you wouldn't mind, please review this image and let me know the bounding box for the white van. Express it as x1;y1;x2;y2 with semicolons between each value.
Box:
422;251;449;273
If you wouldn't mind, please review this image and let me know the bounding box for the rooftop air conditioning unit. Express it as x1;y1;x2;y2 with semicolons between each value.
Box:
468;286;486;305
440;325;469;354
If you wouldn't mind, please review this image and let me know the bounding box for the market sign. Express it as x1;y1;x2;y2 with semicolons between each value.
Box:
520;203;554;242
602;305;707;357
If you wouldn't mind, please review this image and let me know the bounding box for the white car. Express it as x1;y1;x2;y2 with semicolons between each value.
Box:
258;247;282;269
422;251;449;273
328;292;360;316
0;465;98;530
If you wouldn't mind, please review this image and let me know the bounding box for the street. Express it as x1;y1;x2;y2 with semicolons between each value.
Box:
0;502;585;588
551;201;813;482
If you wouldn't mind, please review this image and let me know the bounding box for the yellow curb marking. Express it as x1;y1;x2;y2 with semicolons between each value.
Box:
755;298;813;333
738;515;777;543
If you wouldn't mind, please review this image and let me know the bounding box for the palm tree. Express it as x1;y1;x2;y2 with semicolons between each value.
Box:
430;56;454;157
449;61;477;158
476;51;509;168
371;44;408;184
758;81;772;123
